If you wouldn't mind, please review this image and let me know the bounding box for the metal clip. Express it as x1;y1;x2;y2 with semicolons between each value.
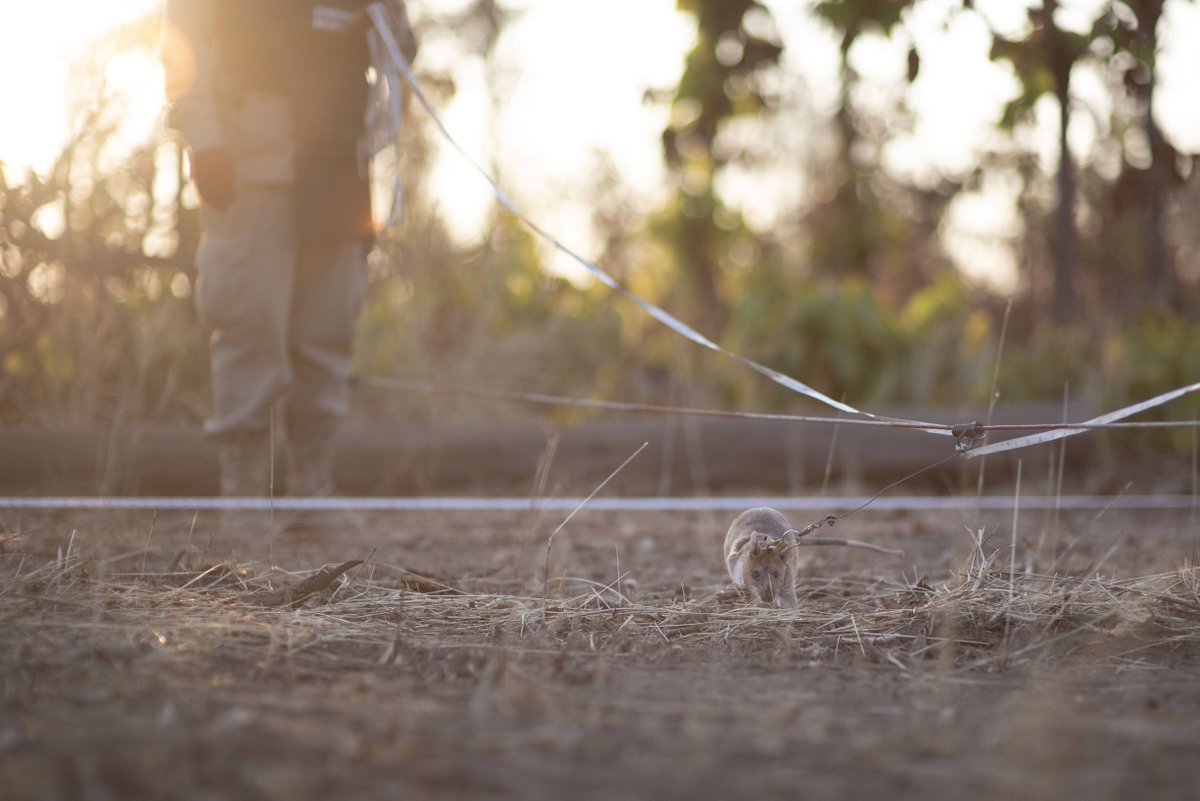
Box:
952;421;987;453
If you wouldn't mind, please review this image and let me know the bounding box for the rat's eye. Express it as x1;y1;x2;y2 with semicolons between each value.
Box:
751;569;762;580
771;569;781;580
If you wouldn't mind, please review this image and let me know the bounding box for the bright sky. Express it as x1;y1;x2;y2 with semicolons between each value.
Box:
0;0;164;175
3;0;1200;291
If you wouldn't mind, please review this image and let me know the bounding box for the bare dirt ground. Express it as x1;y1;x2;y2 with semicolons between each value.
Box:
2;499;1199;801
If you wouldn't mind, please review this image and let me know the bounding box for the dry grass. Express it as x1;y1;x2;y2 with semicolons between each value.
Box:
3;522;1198;678
2;510;1199;801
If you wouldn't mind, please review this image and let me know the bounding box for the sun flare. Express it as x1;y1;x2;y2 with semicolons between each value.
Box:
0;0;164;179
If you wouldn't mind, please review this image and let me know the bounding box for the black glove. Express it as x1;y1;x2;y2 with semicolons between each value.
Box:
190;147;236;209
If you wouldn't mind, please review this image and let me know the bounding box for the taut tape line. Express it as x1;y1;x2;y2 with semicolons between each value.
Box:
964;379;1200;458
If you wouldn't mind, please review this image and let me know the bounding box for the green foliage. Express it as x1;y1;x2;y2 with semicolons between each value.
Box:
990;14;1088;130
1104;313;1200;405
992;311;1200;414
765;277;910;403
812;0;912;47
728;268;993;408
899;277;994;404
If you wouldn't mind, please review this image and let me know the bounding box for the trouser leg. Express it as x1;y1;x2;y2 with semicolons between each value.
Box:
196;187;295;441
195;187;295;499
284;237;367;497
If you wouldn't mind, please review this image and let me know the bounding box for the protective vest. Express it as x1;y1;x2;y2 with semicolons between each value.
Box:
213;0;373;241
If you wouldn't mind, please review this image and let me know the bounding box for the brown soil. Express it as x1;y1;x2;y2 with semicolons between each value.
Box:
2;503;1199;801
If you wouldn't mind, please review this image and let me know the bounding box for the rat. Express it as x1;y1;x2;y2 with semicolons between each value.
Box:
724;506;801;609
723;506;906;609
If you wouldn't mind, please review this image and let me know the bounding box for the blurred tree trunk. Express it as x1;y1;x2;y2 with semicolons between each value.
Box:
660;0;783;331
1144;59;1171;309
990;1;1088;324
1046;0;1075;324
831;33;872;280
1131;0;1173;310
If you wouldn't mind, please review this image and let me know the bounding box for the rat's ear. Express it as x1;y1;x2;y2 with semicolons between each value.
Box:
749;532;764;553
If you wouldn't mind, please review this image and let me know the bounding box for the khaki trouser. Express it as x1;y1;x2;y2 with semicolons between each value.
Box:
194;93;366;443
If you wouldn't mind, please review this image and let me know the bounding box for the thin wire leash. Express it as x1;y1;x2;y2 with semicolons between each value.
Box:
786;451;963;539
355;375;1200;434
363;5;1200;461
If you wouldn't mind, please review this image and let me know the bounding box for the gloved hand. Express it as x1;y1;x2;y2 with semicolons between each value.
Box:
190;147;236;208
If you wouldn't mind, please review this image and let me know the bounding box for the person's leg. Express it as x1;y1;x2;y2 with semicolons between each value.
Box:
284;236;367;500
194;186;296;500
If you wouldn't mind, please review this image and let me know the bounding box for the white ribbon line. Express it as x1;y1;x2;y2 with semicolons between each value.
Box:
0;495;1194;512
964;380;1200;458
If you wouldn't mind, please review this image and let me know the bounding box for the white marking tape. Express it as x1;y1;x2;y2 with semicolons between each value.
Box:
964;379;1200;458
0;495;1194;512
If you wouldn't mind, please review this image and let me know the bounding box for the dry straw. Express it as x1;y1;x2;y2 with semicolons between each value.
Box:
3;530;1197;678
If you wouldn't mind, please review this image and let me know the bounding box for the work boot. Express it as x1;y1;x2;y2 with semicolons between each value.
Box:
286;432;336;498
282;430;362;533
214;430;277;536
